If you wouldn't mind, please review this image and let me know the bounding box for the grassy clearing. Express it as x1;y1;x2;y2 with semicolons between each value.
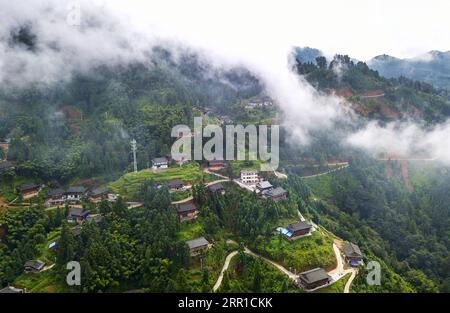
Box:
170;190;192;202
0;176;35;203
232;105;278;125
185;240;232;291
12;228;65;293
178;219;205;241
219;253;298;293
303;174;334;199
249;231;336;274
109;162;207;200
35;228;60;264
314;273;350;293
13;268;68;293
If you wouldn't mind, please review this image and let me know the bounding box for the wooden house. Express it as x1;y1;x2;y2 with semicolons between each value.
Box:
186;237;210;256
175;202;198;222
298;268;331;290
344;242;363;267
17;183;41;200
24;260;45;273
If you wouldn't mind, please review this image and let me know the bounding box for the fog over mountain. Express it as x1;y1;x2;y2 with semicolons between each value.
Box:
1;0;450;165
368;50;450;89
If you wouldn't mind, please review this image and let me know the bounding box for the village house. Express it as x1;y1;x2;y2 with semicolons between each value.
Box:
286;221;312;239
240;170;259;185
65;186;87;203
256;180;273;192
207;182;225;195
175;202;198;222
152;157;169;169
67;207;90;224
0;286;25;293
186;237;211;256
297;268;331;290
207;160;225;171
245;96;274;109
88;187;109;203
0;138;10;146
45;188;66;207
262;187;287;202
24;260;45;273
344;242;364;267
17;183;41;200
167;178;185;192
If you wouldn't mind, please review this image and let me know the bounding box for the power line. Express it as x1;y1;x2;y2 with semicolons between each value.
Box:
131;139;137;173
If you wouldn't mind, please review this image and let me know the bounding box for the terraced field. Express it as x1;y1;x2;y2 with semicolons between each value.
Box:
109;162;207;200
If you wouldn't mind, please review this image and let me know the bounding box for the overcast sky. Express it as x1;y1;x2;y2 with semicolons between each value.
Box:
111;0;450;61
2;0;449;162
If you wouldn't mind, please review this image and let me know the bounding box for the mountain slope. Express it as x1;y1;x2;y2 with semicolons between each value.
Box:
368;51;450;90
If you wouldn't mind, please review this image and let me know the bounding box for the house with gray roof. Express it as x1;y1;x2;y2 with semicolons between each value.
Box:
344;242;363;266
286;221;312;238
186;237;211;256
175;202;198;222
68;207;90;224
24;260;45;273
262;187;287;202
88;187;108;203
66;186;87;202
0;286;24;293
297;268;331;290
167;178;185;191
17;183;41;199
152;157;169;169
207;182;225;195
45;188;66;207
256;181;273;192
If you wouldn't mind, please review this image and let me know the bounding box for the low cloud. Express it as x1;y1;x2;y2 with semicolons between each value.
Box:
1;0;449;165
347;120;450;164
0;1;157;87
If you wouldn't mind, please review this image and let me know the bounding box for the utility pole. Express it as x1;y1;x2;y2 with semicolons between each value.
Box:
131;139;137;173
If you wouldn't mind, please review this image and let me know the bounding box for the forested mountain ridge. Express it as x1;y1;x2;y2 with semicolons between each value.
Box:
0;44;449;293
289;52;450;292
0;47;262;183
368;50;450;90
293;52;450;123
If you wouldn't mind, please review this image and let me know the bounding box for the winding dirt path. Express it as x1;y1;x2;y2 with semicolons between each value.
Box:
171;196;193;205
300;164;349;179
344;269;357;293
213;239;357;293
213;245;297;292
213;251;238;292
329;240;358;293
204;169;230;180
244;247;297;281
273;171;288;179
205;179;230;187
